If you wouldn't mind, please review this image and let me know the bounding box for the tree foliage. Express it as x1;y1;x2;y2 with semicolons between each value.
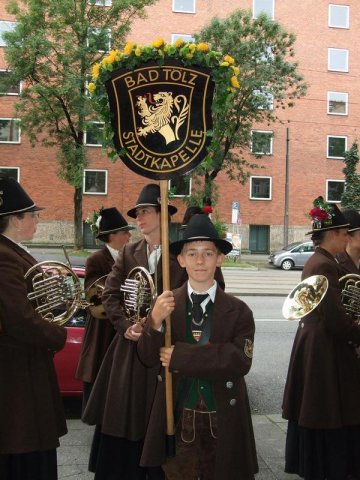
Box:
341;142;360;209
191;9;307;200
0;0;155;246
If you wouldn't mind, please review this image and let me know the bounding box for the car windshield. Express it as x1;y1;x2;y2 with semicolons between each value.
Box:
283;242;302;251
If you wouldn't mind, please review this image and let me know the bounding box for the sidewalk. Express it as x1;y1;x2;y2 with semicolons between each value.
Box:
58;415;301;480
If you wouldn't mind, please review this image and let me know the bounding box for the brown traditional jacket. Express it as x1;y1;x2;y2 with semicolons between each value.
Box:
336;250;360;275
282;247;360;429
82;239;224;441
138;283;258;480
75;246;116;383
0;234;67;454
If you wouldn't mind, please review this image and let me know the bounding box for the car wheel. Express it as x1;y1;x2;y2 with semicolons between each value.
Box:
281;259;294;271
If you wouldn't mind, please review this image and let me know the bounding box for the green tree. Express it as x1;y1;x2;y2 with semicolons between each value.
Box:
0;0;155;248
341;141;360;209
190;9;307;202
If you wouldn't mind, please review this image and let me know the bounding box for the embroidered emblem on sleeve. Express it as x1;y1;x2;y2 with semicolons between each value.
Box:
244;339;254;358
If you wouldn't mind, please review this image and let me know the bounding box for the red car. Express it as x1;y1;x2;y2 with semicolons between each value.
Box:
52;265;86;397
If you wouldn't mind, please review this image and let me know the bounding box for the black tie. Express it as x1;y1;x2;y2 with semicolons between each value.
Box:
191;292;209;327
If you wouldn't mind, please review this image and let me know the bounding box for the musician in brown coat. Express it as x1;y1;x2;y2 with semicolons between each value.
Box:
282;197;360;480
0;177;67;480
137;214;258;479
76;207;134;408
82;184;225;479
336;208;360;274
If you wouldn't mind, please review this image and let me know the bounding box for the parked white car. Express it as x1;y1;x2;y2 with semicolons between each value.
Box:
268;241;315;270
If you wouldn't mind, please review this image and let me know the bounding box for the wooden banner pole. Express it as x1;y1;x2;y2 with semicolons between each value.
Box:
159;180;175;455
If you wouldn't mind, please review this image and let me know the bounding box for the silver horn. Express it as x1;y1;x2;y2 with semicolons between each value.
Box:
120;266;156;323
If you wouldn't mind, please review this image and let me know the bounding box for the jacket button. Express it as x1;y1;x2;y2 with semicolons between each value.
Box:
157;375;163;382
300;322;304;328
225;381;233;389
229;398;237;406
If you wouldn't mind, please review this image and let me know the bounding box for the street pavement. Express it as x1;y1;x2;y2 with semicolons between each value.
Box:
29;247;302;478
58;415;301;480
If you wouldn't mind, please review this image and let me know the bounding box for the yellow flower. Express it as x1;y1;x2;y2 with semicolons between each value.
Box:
224;54;235;64
91;63;101;80
197;42;210;52
152;37;164;49
231;65;240;75
107;49;120;63
135;45;142;57
123;41;135;55
230;76;240;89
220;61;229;67
189;43;196;52
186;53;193;59
173;38;185;48
87;82;96;93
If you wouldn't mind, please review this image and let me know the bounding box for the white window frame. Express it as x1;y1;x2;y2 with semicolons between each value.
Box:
87;27;111;52
168;176;192;197
172;0;196;14
327;91;348;116
85;121;104;147
328;48;349;72
326;179;345;203
0;166;20;181
251;130;273;155
327;135;347;159
0;70;22;96
250;176;272;200
83;169;108;195
0;118;21;144
253;0;275;19
0;21;16;47
89;0;112;5
171;34;195;44
328;4;349;29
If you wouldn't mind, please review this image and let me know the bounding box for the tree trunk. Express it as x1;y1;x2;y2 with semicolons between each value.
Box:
74;186;83;249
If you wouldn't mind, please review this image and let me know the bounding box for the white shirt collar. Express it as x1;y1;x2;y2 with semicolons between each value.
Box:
188;280;217;311
147;244;161;274
105;243;119;261
2;234;30;252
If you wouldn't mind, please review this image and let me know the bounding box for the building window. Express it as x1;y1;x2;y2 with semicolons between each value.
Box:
83;169;108;195
0;166;19;181
169;176;191;197
327;135;347;159
88;28;111;52
85;122;104;146
0;119;21;143
326;180;345;202
327;92;348;115
328;4;349;29
0;21;16;47
171;34;195;43
328;48;348;72
253;89;274;110
0;71;21;95
172;0;196;13
251;130;273;155
250;176;272;200
253;0;274;19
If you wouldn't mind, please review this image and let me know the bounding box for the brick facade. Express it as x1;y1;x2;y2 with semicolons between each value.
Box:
1;0;359;252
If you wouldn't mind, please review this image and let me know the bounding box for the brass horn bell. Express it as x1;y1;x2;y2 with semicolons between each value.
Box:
282;274;328;320
339;273;360;322
25;260;88;327
85;275;108;320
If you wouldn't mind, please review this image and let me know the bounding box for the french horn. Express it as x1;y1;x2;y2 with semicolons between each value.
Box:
282;274;328;320
120;266;157;323
85;274;108;320
339;273;360;322
25;260;89;326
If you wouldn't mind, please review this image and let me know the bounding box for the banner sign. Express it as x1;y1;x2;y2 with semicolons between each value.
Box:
105;60;214;180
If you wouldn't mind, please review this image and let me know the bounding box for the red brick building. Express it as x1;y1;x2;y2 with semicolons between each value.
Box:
1;0;359;252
